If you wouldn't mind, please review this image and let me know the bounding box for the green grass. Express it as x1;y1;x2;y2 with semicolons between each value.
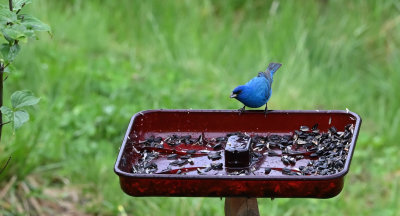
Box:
1;0;400;215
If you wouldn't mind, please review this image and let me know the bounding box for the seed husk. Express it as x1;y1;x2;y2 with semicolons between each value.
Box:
180;155;191;160
208;152;222;160
167;154;178;160
186;149;197;154
169;159;188;167
213;143;223;150
211;162;223;170
300;126;310;132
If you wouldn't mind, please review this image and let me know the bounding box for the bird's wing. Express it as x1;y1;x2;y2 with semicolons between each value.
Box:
244;76;271;106
246;77;270;95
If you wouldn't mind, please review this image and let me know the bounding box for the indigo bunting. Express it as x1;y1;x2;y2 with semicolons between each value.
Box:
230;63;282;113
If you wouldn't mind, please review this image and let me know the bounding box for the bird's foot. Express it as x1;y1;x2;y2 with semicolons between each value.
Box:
264;104;268;116
238;106;246;115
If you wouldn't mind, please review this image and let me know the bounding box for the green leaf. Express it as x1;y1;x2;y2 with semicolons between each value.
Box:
19;14;51;33
1;23;27;41
11;90;40;109
1;105;33;130
12;0;32;11
0;42;20;63
0;106;31;130
0;6;17;25
13;110;29;129
9;43;20;61
4;64;16;73
0;43;10;61
0;106;13;121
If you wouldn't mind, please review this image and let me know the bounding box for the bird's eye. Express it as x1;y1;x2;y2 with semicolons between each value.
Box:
233;90;242;95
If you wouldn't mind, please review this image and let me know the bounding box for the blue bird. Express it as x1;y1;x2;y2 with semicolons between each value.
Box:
230;63;282;113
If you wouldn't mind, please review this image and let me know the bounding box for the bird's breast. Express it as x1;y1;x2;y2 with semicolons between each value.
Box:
237;82;270;108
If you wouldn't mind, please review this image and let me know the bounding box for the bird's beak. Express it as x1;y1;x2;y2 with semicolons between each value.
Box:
230;93;237;98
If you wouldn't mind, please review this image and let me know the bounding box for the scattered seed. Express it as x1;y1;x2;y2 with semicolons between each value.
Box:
282;168;292;175
211;162;223;170
208;152;222;160
253;152;262;158
255;143;265;148
300;126;310;132
170;159;188;167
199;150;210;154
213;143;223;150
329;126;337;134
281;156;290;165
297;140;307;145
267;150;280;157
288;157;296;165
186;150;197;154
180;155;191;160
267;141;278;148
167;154;178;160
188;159;194;165
130;123;354;176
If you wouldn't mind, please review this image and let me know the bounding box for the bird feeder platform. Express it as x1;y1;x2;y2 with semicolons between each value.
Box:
114;109;361;214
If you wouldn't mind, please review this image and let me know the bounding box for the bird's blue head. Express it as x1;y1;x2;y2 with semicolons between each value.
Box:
230;85;248;102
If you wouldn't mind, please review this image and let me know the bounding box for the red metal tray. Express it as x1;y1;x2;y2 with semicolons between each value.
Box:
114;110;361;198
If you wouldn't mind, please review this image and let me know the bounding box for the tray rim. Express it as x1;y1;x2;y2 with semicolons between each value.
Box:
114;109;362;181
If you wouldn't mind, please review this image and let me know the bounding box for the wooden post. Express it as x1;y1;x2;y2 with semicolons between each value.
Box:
224;197;260;216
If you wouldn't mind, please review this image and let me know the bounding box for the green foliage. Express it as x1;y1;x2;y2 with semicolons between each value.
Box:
0;42;19;63
0;3;50;63
11;89;40;108
1;90;39;130
0;5;16;24
0;1;50;58
18;14;51;32
0;0;50;132
11;0;32;12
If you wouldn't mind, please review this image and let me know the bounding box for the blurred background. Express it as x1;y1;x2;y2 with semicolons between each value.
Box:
0;0;399;215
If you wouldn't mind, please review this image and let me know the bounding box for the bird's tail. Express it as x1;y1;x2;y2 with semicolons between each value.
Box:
266;63;282;76
258;63;282;80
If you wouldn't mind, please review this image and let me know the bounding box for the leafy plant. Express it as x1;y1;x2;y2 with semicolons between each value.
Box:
0;0;50;170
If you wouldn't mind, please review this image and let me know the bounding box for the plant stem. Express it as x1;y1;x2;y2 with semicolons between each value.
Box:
0;66;3;142
1;0;12;173
0;157;11;174
8;0;13;11
2;0;12;143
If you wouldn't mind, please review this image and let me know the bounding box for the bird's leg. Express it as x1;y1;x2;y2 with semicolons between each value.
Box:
239;106;246;114
264;104;268;116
